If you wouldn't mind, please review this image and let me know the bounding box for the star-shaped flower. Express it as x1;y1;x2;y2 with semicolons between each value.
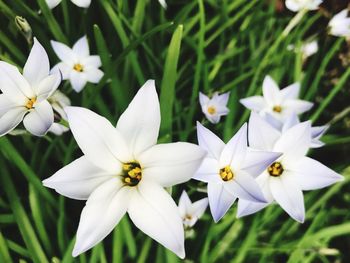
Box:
285;0;323;12
178;190;208;228
51;36;104;92
193;122;281;222
237;113;343;222
46;0;91;9
43;80;205;258
0;38;61;137
328;9;350;39
240;75;313;121
199;92;230;124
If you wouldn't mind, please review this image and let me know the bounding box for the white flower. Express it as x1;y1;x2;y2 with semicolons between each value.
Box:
51;36;104;92
193;122;281;222
199;92;230;124
0;38;61;137
159;0;167;9
46;0;91;9
43;80;205;258
328;9;350;38
285;0;323;12
237;113;343;222
288;40;318;60
48;90;71;136
240;75;313;121
178;190;208;228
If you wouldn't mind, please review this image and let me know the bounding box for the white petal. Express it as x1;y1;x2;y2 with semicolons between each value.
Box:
224;172;266;202
51;62;71;80
191;197;208;219
84;68;104;83
0;62;33;103
193;157;221;183
311;125;328;139
239;96;266;111
288;157;343;191
248;112;281;151
23;38;50;86
262;75;281;105
81;55;102;68
65;107;131;172
51;40;76;64
270;175;305;223
208;182;236;222
72;36;90;58
196;122;225;159
117;80;160;156
46;0;62;8
215;92;230;105
280;83;300;101
274;121;311;162
140;142;205;187
178;190;191;217
281;113;300;132
205;112;221;124
241;148;282;177
237;199;269;218
35;73;61;100
285;0;302;12
0;107;26;136
199;92;209;106
43;156;113;200
71;0;91;8
23;100;54;136
69;71;87;92
128;181;185;258
283;99;313;115
72;178;129;256
0;94;18;117
158;0;167;9
220;123;247;169
48;123;69;135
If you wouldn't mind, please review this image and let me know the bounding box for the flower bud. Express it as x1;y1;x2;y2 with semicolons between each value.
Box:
15;16;32;45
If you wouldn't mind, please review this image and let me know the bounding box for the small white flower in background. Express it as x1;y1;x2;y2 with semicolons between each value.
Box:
328;9;350;39
237;113;343;222
0;38;61;137
199;91;230;124
159;0;167;9
193;122;281;222
48;90;71;136
46;0;91;9
43;80;205;258
240;75;313;121
51;36;104;92
287;40;318;61
178;190;208;228
285;0;323;12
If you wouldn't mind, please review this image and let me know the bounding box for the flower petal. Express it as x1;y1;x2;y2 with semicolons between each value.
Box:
51;62;71;80
46;0;62;9
128;181;185;258
0;107;26;136
51;40;76;64
199;92;209;106
140;142;205;187
23;38;50;86
178;190;191;218
43;156;113;200
36;73;61;101
69;71;87;92
81;55;102;68
23;100;54;136
248;112;281;151
239;96;266;111
193;157;221;183
65;106;131;172
283;99;313;115
117;80;160;156
72;178;129;256
196;122;225;159
84;68;103;83
288;157;343;191
280;83;300;101
72;36;90;58
237;199;269;218
0;94;18;117
269;175;305;223
191;197;208;219
208;182;236;222
71;0;91;8
262;75;281;105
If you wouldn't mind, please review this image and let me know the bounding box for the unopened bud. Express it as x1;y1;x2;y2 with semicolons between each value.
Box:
15;16;33;45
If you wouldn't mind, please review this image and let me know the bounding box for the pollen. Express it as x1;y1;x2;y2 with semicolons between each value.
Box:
25;97;37;109
219;166;234;181
273;105;282;113
73;63;84;72
268;162;284;177
207;106;216;115
122;161;142;186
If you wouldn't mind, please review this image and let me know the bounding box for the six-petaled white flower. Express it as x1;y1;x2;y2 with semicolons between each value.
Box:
193;122;281;222
328;9;350;39
0;38;61;137
48;90;71;135
199;92;230;124
237;113;343;222
285;0;323;12
51;36;104;92
178;190;208;228
46;0;91;9
240;75;313;121
43;80;205;258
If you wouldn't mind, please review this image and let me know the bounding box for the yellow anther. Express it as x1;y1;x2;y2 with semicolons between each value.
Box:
268;162;284;177
122;161;142;186
73;63;84;72
273;105;282;113
25;97;37;109
124;177;131;183
219;166;234;181
207;106;216;115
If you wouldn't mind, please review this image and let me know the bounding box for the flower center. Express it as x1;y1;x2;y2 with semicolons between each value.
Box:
219;166;234;181
273;105;282;113
73;63;84;72
122;162;142;186
25;97;37;109
185;214;192;220
268;162;284;177
207;106;216;115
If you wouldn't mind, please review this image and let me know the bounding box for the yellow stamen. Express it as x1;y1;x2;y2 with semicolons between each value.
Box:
122;162;142;186
207;106;216;115
268;162;284;177
73;63;84;72
273;105;282;113
25;97;37;109
219;166;234;181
